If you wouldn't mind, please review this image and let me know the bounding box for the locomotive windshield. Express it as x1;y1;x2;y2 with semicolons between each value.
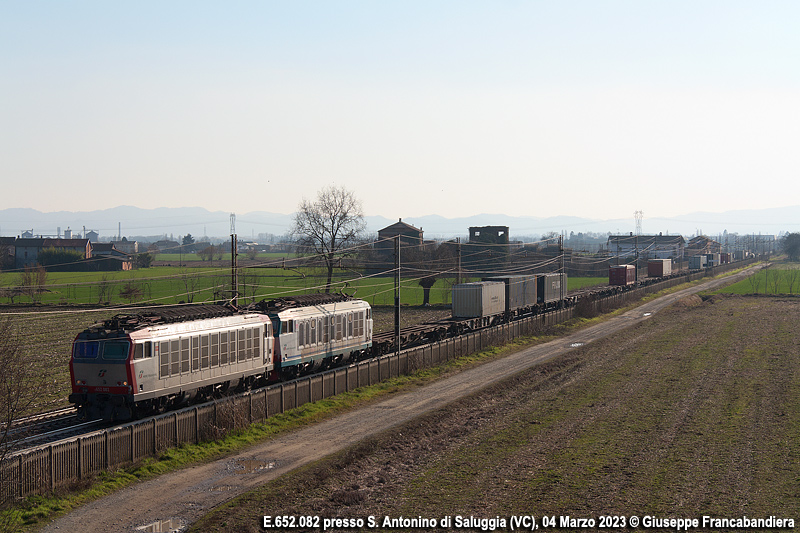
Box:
103;340;130;360
73;341;99;358
73;340;130;360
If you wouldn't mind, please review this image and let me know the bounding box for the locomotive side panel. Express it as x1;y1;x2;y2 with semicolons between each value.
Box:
71;313;275;420
275;300;372;374
141;319;273;398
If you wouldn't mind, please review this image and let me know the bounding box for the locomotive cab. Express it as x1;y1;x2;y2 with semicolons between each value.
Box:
69;332;136;421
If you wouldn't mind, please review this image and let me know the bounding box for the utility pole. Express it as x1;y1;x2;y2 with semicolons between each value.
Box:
456;237;462;285
634;210;643;284
394;235;400;357
559;233;565;303
231;213;238;306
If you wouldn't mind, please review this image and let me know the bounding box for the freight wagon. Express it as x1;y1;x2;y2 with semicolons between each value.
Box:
689;255;708;269
482;275;538;316
609;265;636;286
454;273;569;319
647;259;672;277
705;253;721;267
538;273;566;305
451;281;506;318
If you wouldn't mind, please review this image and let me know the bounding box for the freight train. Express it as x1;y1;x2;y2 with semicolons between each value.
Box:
70;256;744;421
452;273;571;322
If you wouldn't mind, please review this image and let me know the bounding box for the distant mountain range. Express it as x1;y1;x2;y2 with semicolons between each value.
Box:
0;205;797;242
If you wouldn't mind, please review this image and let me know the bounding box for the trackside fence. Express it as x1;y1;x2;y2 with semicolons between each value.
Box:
0;260;752;500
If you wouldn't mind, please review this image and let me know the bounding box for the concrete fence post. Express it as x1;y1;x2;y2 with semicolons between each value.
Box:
49;446;54;492
76;437;82;481
18;455;24;498
104;431;110;470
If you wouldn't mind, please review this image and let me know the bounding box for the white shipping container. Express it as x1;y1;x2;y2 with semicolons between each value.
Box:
689;255;707;269
452;282;505;318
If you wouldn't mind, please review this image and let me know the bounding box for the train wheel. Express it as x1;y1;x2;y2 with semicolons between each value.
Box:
213;381;230;397
280;366;298;381
154;398;168;415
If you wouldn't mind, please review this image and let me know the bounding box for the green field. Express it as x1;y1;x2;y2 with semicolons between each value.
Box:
153;252;292;263
0;268;606;308
715;263;800;295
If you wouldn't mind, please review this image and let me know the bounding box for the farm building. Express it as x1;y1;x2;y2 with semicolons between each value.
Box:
607;234;685;261
686;235;722;256
90;243;133;271
15;238;92;269
374;218;425;257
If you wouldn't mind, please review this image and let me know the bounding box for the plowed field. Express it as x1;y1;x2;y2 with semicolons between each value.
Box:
193;294;800;531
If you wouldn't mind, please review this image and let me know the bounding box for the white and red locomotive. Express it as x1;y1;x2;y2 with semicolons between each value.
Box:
69;295;372;421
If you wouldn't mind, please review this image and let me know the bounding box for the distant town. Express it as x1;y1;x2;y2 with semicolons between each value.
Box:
0;219;778;274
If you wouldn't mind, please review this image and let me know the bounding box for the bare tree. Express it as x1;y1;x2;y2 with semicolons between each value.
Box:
198;246;215;262
97;274;114;304
292;186;366;293
0;317;47;523
238;267;260;304
747;270;763;294
786;267;800;295
119;281;144;303
19;265;47;303
179;268;199;303
210;273;228;301
769;268;783;294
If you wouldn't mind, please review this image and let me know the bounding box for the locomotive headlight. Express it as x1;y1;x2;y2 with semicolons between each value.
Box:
75;379;85;385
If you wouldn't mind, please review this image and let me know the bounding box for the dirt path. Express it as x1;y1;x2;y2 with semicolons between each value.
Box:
40;267;764;532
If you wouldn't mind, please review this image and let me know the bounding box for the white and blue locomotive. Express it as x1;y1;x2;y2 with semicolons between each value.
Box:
69;295;373;421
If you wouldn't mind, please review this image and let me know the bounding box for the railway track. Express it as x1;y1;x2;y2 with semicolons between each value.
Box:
5;406;76;429
2;406;112;451
11;419;110;449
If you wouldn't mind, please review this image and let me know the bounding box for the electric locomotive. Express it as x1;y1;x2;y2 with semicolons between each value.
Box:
69;295;373;421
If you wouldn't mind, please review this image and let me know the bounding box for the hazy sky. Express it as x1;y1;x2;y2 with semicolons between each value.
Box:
2;1;799;222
